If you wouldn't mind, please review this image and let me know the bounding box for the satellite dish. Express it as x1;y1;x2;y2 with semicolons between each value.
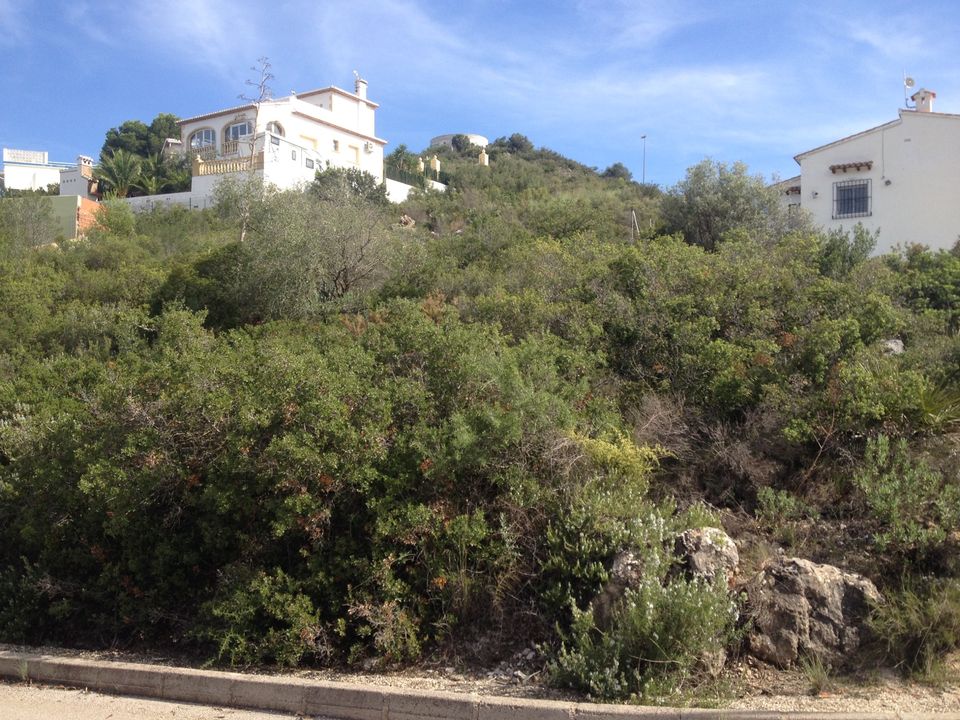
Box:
904;76;916;88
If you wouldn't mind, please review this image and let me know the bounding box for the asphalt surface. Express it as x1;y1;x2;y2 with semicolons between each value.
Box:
0;680;325;720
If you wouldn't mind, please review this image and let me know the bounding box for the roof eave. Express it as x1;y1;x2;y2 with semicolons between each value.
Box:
793;117;901;164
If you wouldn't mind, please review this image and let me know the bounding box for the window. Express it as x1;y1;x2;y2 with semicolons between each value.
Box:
189;128;215;150
332;139;340;151
270;135;280;146
305;158;315;169
833;179;871;219
266;121;284;137
225;120;253;141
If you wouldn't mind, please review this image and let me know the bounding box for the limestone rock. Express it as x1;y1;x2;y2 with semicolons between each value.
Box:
674;527;740;584
591;550;644;629
746;556;882;668
882;338;905;355
699;648;727;678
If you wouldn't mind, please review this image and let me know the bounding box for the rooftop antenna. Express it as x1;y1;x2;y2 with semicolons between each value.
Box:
903;73;916;108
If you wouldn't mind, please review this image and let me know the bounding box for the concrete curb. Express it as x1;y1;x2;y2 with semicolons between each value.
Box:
0;650;956;720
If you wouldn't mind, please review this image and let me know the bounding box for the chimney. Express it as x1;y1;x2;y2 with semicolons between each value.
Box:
77;155;94;179
355;76;368;100
911;88;936;112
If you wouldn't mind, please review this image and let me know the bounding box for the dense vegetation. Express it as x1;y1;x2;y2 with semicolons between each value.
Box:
96;113;191;197
1;141;958;701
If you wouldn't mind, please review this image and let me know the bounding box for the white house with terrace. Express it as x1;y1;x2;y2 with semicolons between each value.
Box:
778;87;960;255
127;76;426;210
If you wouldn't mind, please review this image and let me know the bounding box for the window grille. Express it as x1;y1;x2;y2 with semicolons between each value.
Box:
833;179;871;219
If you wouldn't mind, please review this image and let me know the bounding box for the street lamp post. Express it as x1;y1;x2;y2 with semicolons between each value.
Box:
641;134;647;185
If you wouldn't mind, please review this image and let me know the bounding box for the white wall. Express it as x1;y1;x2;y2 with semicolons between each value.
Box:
125;191;215;212
59;167;95;199
261;133;331;188
798;111;960;254
385;178;414;202
385;178;447;203
2;148;70;191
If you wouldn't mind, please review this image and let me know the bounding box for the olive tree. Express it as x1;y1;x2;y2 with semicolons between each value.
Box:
0;196;60;255
243;186;397;318
661;159;811;250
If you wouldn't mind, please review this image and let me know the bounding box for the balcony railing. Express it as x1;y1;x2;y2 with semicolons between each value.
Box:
192;152;264;177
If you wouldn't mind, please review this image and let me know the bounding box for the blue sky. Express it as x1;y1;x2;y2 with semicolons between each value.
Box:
2;0;959;186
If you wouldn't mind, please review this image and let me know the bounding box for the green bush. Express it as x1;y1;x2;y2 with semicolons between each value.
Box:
869;578;960;676
853;435;960;559
757;487;812;525
200;568;324;667
550;576;738;702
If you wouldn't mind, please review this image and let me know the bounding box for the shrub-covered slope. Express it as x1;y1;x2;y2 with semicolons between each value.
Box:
1;150;958;700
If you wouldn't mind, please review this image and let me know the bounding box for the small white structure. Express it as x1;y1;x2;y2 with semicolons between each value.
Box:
782;88;960;254
430;133;489;150
2;148;72;191
59;156;99;200
383;176;447;203
130;76;389;211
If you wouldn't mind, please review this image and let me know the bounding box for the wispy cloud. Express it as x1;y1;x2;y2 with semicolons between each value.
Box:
298;0;771;132
576;0;716;51
107;0;264;80
0;0;28;46
64;2;115;46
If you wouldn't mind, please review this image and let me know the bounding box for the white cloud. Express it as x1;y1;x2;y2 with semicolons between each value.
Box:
0;0;27;46
64;2;115;46
106;0;264;80
576;0;716;51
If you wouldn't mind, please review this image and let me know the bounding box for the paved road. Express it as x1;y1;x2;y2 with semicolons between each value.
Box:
0;680;330;719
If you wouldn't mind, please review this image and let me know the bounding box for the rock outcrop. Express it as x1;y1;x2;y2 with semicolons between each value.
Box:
673;527;740;585
746;556;882;667
882;338;905;355
591;550;644;629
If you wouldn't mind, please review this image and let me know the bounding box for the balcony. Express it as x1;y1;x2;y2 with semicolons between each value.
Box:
222;133;259;156
192;152;264;177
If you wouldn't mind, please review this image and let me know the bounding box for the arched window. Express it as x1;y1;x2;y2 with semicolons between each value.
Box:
189;128;215;150
224;120;253;141
266;121;285;137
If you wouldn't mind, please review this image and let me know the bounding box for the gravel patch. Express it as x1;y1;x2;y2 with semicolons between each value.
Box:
3;642;958;713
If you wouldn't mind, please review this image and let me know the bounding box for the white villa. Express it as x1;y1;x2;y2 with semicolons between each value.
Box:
1;148;74;192
779;88;960;254
127;76;422;210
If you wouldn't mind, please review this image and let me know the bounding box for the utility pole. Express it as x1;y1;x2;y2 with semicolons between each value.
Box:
641;134;647;185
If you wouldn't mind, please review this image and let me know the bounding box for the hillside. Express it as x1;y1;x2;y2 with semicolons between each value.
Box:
0;142;958;704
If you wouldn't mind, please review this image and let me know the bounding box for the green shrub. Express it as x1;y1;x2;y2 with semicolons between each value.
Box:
539;434;665;621
756;487;814;526
853;435;960;559
869;578;960;676
200;568;325;667
549;576;738;702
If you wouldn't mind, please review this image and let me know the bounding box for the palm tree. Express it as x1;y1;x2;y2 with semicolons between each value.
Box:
134;154;169;196
95;149;142;198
